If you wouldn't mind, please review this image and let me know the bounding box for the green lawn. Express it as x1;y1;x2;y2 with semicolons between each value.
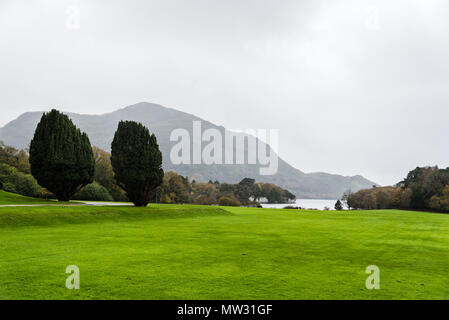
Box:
0;190;81;206
0;190;57;205
0;203;448;299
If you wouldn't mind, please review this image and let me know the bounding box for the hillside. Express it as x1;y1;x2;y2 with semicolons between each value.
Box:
0;190;54;205
0;102;377;198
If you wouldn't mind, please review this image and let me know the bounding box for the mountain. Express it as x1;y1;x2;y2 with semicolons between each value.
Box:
0;102;377;198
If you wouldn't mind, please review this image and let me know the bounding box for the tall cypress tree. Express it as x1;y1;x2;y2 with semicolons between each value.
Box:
29;109;95;201
111;121;164;207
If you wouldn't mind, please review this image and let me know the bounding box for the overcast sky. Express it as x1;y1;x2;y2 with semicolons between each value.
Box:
1;0;449;186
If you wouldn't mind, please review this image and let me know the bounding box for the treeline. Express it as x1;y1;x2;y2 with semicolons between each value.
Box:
0;142;119;201
0;142;49;198
155;175;296;206
1;110;295;206
345;166;449;212
0;142;295;206
0;110;163;206
0;138;295;206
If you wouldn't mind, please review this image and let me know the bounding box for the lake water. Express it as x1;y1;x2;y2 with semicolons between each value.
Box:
261;199;338;210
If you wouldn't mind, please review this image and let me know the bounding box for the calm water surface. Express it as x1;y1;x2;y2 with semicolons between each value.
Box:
261;199;339;210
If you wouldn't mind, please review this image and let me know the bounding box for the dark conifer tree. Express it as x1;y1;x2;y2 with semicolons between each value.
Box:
29;109;95;201
334;199;343;211
111;121;164;206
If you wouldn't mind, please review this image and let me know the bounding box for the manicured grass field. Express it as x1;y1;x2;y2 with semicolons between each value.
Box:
0;190;57;205
0;202;448;299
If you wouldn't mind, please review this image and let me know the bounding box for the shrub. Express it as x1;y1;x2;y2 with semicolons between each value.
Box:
218;196;241;207
73;182;113;201
283;205;302;209
0;163;42;197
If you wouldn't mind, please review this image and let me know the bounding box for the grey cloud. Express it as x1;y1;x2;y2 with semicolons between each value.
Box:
0;0;448;186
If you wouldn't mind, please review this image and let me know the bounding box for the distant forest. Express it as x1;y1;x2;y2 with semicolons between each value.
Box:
0;142;295;206
345;166;449;212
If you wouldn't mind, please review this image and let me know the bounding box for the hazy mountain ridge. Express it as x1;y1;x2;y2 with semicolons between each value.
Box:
0;102;378;198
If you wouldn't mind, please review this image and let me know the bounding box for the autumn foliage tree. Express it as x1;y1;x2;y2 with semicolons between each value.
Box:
0;141;31;174
29;110;95;201
111;121;164;206
92;146;128;201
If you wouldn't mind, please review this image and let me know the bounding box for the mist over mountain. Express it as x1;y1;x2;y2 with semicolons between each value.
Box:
0;102;377;198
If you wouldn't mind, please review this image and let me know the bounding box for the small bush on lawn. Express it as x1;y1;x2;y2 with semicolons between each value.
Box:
73;182;113;201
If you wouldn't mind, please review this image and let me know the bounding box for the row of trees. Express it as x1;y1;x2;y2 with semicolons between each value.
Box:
154;174;295;206
1;141;295;207
28;110;163;206
0;143;120;201
1;109;295;207
343;166;449;212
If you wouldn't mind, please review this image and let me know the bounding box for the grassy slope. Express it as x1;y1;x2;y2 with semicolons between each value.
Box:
0;204;448;300
0;190;56;205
